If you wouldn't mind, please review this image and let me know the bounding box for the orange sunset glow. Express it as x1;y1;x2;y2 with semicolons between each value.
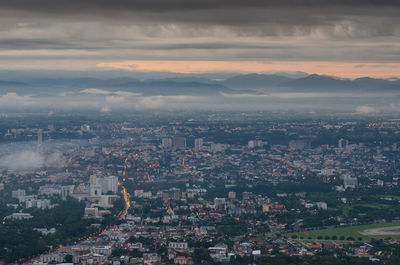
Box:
97;60;400;79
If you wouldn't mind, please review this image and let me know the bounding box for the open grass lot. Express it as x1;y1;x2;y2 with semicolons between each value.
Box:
284;222;400;241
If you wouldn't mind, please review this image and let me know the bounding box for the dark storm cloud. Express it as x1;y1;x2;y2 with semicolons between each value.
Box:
1;0;398;38
2;0;400;12
1;0;400;26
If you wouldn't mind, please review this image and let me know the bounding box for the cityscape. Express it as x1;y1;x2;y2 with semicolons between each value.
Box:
1;0;400;264
0;113;400;264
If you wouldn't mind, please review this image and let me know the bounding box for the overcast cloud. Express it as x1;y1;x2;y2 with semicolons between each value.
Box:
0;0;399;75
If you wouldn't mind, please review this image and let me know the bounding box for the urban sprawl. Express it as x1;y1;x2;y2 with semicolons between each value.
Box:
1;113;400;265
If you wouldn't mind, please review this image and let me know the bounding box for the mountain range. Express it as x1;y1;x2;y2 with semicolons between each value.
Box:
0;73;399;97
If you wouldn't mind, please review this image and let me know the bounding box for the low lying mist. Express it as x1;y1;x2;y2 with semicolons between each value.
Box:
0;89;399;115
0;149;65;171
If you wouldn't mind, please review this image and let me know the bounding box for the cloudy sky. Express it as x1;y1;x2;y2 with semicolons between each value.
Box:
1;0;400;78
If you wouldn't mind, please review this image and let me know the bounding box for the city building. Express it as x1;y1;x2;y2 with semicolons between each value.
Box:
194;138;203;152
12;189;26;200
344;176;358;189
4;212;33;221
99;176;118;194
162;138;172;148
37;129;43;146
172;137;186;149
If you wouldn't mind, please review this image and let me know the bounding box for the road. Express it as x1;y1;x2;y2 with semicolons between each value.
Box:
118;185;131;220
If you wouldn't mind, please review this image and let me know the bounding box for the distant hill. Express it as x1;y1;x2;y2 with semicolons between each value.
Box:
0;77;252;96
222;74;293;89
0;80;27;86
283;74;354;91
353;77;400;91
0;74;399;96
222;73;400;92
156;77;218;84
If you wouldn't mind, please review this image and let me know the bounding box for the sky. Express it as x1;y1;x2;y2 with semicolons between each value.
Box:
1;0;400;78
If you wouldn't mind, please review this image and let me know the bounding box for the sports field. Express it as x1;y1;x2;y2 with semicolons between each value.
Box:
285;222;400;241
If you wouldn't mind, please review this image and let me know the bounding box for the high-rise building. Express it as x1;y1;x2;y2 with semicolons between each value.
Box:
90;185;102;197
338;138;348;149
194;138;203;152
37;129;43;146
12;189;26;200
61;185;74;200
172;137;186;149
161;138;172;148
89;175;98;186
89;175;102;196
99;176;118;194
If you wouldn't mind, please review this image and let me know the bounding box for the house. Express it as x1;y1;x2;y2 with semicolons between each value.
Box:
168;242;188;250
174;256;193;265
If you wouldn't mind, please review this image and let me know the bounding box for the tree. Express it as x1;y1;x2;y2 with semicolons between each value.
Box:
192;248;213;264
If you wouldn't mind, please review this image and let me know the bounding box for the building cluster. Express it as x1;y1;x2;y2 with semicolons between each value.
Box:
1;117;399;264
5;175;120;221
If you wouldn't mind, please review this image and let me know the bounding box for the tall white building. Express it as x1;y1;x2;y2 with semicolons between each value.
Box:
248;140;264;148
99;176;118;194
90;185;102;197
37;129;43;146
12;189;26;200
161;138;172;148
194;138;203;152
25;198;51;209
89;175;102;197
89;175;98;186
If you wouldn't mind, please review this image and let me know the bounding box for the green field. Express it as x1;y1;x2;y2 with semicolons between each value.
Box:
284;222;400;241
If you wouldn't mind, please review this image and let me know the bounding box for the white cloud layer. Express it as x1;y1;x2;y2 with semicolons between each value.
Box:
0;93;31;105
0;150;65;171
355;105;377;114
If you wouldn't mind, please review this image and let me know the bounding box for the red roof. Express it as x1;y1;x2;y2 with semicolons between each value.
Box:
175;256;192;261
308;244;321;249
